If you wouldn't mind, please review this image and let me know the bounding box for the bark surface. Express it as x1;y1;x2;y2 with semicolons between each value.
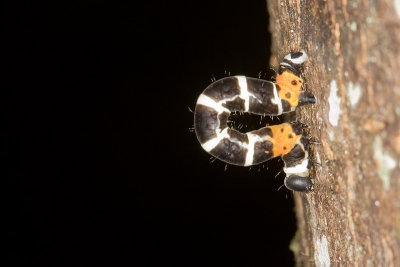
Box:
267;0;400;266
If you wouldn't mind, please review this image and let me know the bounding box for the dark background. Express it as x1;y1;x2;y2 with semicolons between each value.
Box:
5;1;297;266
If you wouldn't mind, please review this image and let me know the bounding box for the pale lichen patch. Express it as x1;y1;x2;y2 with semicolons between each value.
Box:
328;80;342;127
373;137;396;190
315;151;321;164
347;82;362;107
394;0;400;18
314;235;331;267
350;21;357;31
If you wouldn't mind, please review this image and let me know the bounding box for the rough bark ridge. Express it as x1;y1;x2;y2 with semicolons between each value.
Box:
267;0;400;266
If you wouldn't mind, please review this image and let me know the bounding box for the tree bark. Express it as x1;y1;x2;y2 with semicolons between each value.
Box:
267;0;400;266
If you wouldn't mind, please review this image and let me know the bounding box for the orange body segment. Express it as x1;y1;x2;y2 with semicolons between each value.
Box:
268;123;301;157
276;71;304;107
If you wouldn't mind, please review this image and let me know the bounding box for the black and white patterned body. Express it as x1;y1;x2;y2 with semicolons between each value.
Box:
195;76;287;166
194;51;315;192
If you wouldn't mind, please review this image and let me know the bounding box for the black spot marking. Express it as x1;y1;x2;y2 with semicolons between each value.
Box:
280;128;284;133
291;80;297;86
285;92;291;99
283;146;287;150
288;134;293;139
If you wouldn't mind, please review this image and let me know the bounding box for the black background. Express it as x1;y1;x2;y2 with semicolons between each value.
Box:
5;1;297;266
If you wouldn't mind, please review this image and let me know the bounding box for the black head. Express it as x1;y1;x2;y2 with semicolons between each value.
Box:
298;91;316;106
284;175;314;192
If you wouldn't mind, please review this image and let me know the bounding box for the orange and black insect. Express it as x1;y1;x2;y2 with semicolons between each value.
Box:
194;51;315;192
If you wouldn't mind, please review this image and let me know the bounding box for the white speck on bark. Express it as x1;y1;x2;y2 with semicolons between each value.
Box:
328;80;342;126
373;137;396;190
314;235;330;267
394;0;400;18
347;82;362;107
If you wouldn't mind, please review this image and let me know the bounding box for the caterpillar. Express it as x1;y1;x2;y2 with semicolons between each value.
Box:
194;51;316;192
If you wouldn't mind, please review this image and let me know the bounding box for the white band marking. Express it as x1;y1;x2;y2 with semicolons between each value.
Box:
283;141;309;177
244;133;256;166
283;157;309;177
236;76;250;112
201;128;229;152
284;50;308;65
197;94;230;114
271;83;283;115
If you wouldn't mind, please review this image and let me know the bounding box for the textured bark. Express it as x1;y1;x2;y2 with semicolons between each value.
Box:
267;0;400;266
